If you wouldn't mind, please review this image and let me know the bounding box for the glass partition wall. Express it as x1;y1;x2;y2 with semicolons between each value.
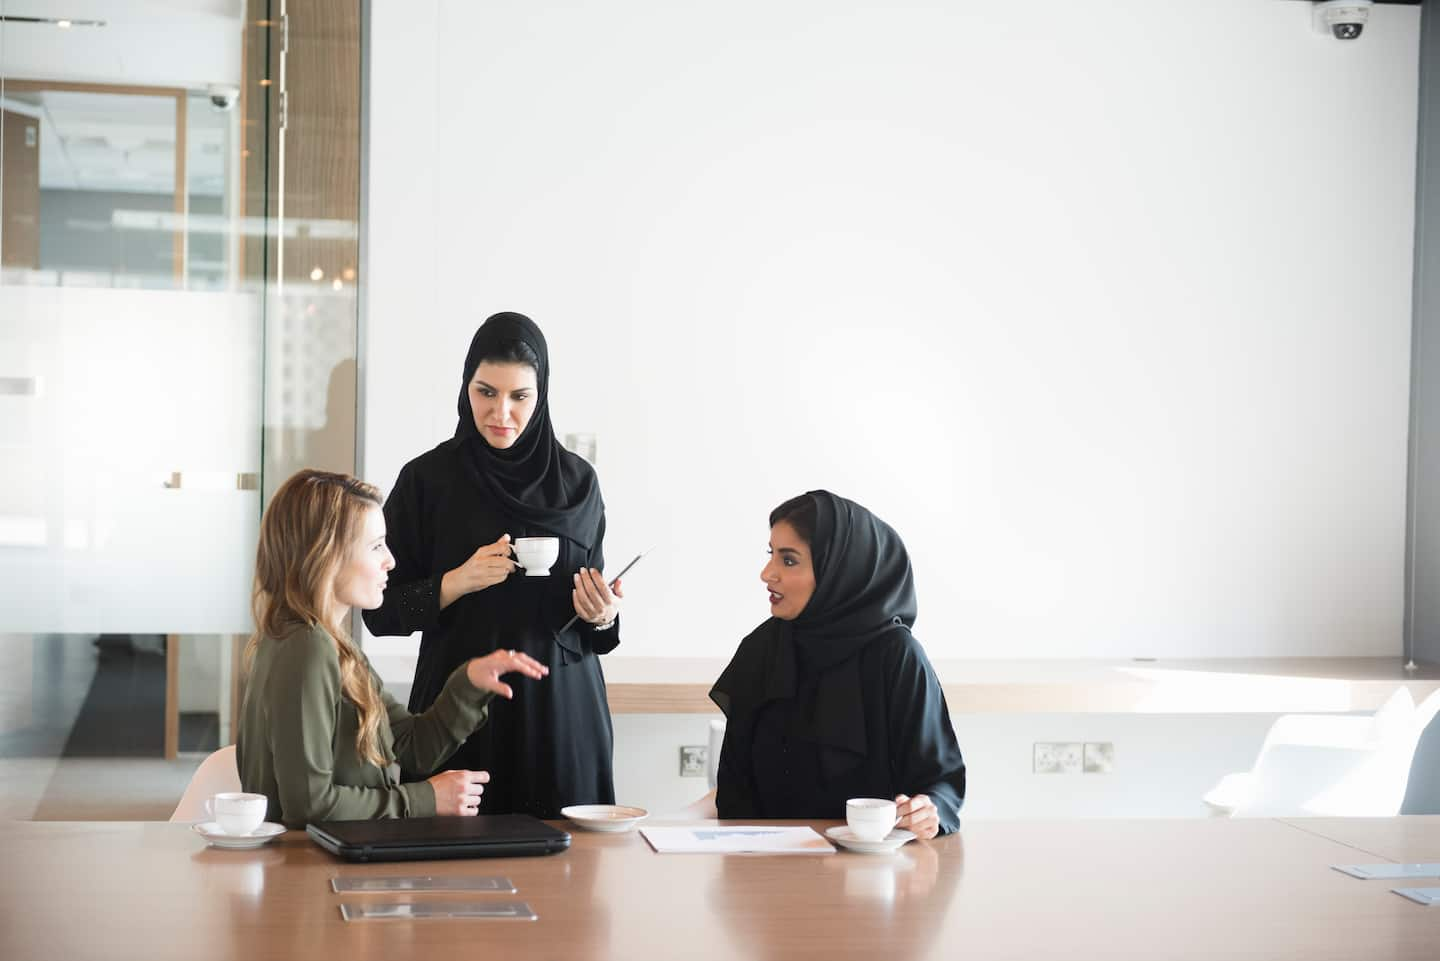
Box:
0;0;361;817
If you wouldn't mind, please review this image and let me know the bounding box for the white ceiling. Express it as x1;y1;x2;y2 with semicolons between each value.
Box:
3;88;229;195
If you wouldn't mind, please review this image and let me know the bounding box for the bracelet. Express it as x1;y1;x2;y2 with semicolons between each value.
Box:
591;617;616;632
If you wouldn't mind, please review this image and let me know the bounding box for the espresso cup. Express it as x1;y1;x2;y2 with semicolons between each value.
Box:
205;792;267;836
513;536;560;576
846;797;898;842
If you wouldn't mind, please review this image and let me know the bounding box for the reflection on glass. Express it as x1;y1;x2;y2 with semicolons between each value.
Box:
710;839;961;961
0;634;225;761
1;88;182;288
0;84;243;291
184;90;241;291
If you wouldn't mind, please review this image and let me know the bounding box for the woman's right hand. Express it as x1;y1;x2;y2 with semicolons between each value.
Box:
465;648;548;698
428;769;490;816
439;534;517;609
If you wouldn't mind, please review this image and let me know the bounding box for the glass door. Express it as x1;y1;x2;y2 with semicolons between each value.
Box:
0;0;361;800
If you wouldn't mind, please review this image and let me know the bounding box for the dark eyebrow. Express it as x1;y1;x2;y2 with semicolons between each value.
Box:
776;547;801;557
473;379;531;393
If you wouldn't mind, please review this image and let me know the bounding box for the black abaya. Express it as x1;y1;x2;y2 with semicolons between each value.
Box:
363;313;617;817
710;491;966;834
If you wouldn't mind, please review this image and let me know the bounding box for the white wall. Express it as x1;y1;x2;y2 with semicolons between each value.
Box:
613;711;1283;820
366;0;1419;661
363;682;1281;819
177;636;221;713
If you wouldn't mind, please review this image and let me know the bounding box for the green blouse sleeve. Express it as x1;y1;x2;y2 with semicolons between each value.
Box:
378;659;494;780
263;630;460;827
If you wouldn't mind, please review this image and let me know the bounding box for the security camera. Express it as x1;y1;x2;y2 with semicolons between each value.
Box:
1313;1;1372;41
207;83;240;112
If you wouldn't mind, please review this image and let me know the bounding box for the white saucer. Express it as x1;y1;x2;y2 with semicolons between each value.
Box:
192;821;286;849
825;826;916;854
560;804;649;833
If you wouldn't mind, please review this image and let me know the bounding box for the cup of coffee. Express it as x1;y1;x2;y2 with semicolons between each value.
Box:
205;792;267;836
846;797;898;842
513;536;560;576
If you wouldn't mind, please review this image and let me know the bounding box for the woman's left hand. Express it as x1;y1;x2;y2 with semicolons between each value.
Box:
895;793;940;840
572;568;624;627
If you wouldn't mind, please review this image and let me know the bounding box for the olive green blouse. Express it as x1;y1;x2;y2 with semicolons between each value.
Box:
236;623;494;828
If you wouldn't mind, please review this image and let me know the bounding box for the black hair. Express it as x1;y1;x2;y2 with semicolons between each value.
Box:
472;337;541;374
769;493;817;546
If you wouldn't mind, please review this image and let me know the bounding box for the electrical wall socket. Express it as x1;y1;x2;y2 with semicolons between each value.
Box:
563;432;598;464
1033;742;1082;774
679;745;707;777
1083;742;1115;774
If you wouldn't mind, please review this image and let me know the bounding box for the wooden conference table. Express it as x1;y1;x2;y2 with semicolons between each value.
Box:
2;816;1437;961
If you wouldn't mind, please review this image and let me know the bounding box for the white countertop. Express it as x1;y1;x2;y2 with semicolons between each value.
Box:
365;641;1440;714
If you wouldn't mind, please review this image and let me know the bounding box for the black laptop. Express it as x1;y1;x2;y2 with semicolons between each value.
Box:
306;814;571;862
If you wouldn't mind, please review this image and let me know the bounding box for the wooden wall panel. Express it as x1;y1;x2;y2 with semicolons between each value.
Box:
242;0;361;489
283;0;361;286
0;108;41;268
239;2;272;287
241;0;361;286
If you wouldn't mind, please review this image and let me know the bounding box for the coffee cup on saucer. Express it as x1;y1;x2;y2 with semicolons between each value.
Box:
205;792;267;836
846;797;898;842
513;537;560;576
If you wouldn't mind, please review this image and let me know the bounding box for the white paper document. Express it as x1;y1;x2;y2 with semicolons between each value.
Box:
640;825;835;855
1333;863;1440;881
1391;887;1440;906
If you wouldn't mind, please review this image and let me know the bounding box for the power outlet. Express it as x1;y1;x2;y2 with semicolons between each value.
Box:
563;432;598;464
679;745;707;777
1083;742;1115;773
1033;742;1082;774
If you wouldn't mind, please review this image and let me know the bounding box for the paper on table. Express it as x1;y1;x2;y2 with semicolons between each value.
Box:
640;825;834;855
1333;863;1440;880
1391;887;1440;906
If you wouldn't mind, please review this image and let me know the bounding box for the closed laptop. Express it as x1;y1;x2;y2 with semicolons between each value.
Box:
307;814;571;862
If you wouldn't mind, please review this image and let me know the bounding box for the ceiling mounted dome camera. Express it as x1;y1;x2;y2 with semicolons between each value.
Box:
1313;1;1372;41
207;83;239;112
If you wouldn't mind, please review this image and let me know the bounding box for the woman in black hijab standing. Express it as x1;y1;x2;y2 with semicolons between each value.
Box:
363;312;624;817
710;491;965;837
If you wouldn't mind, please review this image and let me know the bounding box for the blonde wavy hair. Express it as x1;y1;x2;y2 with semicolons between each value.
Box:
247;469;388;768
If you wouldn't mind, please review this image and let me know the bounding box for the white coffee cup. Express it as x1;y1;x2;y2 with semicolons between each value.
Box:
205;792;267;836
513;536;560;576
846;797;898;842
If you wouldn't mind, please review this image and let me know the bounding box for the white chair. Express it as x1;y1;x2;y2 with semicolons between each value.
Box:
169;745;241;822
706;717;726;790
1204;688;1440;818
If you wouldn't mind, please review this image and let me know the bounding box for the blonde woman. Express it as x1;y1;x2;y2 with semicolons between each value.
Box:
236;469;547;828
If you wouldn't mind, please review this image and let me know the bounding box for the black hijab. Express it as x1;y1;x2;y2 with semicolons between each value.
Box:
453;312;604;550
710;491;917;771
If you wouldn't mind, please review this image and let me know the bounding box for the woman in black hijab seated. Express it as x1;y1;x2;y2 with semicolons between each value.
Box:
710;491;965;838
364;312;624;817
